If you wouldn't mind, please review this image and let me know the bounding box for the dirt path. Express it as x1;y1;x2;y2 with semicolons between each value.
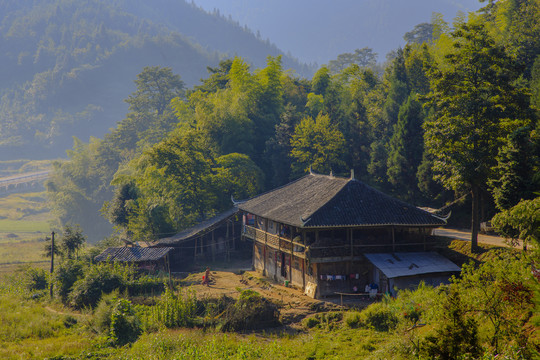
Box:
433;228;522;249
44;305;88;319
185;269;339;327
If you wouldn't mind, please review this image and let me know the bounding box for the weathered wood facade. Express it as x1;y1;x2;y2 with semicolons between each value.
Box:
153;208;244;270
239;172;452;298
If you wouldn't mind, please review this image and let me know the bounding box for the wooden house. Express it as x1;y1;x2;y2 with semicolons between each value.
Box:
238;172;456;298
153;208;243;270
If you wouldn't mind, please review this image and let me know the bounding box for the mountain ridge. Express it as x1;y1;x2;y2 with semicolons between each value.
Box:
0;0;309;159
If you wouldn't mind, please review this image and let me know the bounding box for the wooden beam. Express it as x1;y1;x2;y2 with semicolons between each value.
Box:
302;230;306;289
232;218;236;250
194;237;197;262
310;255;366;263
264;218;268;275
226;220;230;262
211;229;215;262
289;235;293;283
392;226;395;252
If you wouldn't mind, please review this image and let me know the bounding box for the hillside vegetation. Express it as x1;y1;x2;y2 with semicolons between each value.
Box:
0;0;309;159
0;240;537;359
42;0;540;244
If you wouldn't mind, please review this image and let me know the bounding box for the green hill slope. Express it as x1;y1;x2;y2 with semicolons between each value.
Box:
0;0;308;159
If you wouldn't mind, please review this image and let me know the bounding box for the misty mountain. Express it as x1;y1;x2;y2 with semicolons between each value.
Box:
0;0;309;159
191;0;484;65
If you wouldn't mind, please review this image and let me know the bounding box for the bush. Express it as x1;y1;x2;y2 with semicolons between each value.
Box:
304;316;320;329
23;266;48;291
54;260;83;303
420;287;481;360
109;298;142;346
221;290;280;332
197;295;235;328
302;311;343;330
344;311;362;328
69;264;124;309
126;275;165;296
138;287;197;330
93;292;119;334
361;302;398;332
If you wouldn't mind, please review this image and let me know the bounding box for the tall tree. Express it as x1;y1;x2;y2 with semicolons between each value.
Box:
489;126;540;211
424;21;530;251
59;224;86;260
386;94;425;202
290;113;346;176
328;47;378;73
121;66;185;148
403;23;434;44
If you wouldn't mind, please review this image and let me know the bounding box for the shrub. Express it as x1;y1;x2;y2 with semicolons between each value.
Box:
221;290;280;332
69;264;124;309
53;260;84;303
109;298;142;346
23;266;48;291
420;287;481;360
361;302;398;332
197;295;235;328
126;275;165;296
139;287;197;330
303;312;343;330
304;316;320;329
93;292;119;334
344;311;362;328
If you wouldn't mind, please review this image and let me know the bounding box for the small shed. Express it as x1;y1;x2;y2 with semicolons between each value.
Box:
363;252;461;296
95;246;174;272
154;208;242;269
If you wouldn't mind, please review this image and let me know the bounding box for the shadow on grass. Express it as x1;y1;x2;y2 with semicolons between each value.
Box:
434;236;519;267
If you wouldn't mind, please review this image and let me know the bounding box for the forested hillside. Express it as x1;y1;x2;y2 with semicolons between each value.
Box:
0;0;308;159
45;0;540;243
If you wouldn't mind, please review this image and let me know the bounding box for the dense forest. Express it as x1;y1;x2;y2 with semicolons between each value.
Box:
44;0;540;245
0;0;310;159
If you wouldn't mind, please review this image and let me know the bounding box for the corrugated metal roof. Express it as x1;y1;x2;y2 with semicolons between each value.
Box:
364;252;461;279
238;173;446;228
156;207;238;245
94;247;174;262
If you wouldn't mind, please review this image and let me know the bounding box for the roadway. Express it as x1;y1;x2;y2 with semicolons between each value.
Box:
433;228;522;249
0;171;51;193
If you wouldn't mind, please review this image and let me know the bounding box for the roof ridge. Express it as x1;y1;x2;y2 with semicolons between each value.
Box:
347;178;438;217
301;175;351;224
234;173;315;204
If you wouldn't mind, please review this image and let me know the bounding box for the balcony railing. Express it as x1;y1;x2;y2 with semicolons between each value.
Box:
244;225;304;257
244;225;438;261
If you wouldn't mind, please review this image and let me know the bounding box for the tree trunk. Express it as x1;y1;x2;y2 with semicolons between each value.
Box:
471;185;480;252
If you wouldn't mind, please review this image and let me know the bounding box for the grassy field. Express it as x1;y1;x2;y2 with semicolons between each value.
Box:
0;186;53;276
0;240;536;360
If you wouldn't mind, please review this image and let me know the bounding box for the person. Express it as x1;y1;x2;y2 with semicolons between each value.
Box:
202;267;211;286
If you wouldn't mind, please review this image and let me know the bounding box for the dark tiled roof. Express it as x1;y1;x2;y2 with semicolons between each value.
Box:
94;247;173;262
156;207;238;246
238;173;446;228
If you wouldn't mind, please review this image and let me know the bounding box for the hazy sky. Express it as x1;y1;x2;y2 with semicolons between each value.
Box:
190;0;484;65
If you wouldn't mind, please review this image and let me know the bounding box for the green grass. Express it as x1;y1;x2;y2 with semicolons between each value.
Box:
0;191;50;221
0;220;50;233
0;239;47;265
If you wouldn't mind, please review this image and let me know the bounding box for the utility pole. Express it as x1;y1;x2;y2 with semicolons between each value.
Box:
49;231;55;298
